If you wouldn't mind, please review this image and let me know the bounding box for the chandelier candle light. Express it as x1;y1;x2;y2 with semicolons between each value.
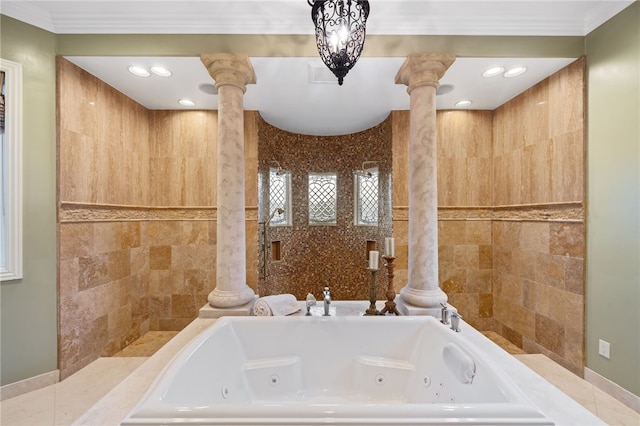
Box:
308;0;370;85
380;237;401;316
365;250;380;315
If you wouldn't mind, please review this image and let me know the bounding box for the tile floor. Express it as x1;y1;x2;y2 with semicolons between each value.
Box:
1;331;638;426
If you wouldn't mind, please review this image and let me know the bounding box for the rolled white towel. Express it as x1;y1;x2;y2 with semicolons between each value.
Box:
443;343;476;384
253;294;301;316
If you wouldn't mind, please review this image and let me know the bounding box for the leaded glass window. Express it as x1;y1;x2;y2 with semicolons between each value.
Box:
269;167;291;226
355;168;378;225
308;173;337;225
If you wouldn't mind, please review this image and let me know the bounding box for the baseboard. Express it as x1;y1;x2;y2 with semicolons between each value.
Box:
584;367;640;413
0;370;59;402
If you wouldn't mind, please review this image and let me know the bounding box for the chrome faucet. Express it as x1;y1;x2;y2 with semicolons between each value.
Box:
305;293;316;316
323;287;331;316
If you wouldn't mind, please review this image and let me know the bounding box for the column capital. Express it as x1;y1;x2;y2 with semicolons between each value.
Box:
395;53;456;94
200;53;257;93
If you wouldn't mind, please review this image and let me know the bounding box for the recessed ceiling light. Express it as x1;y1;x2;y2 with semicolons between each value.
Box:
455;100;473;107
128;65;150;77
436;84;455;96
504;66;527;78
178;99;196;107
482;66;504;77
150;66;172;77
198;83;218;95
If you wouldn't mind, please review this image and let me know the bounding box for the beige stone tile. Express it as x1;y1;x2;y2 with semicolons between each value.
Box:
439;221;467;245
171;244;215;270
54;358;134;425
515;354;598;415
535;252;566;289
0;385;55;426
535;313;565;356
466;221;492;245
521;139;551;204
564;256;585;295
467;269;492;294
520;222;550;253
478;245;493;269
454;245;479;268
478;293;493;318
593;387;640;426
59;223;94;260
149;245;171;270
550;223;585;258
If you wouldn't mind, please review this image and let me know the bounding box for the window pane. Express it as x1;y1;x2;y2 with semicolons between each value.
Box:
309;173;337;225
356;168;378;225
269;168;290;226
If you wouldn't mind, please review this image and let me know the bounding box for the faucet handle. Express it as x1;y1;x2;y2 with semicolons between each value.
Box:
305;293;316;316
450;312;462;332
306;293;316;306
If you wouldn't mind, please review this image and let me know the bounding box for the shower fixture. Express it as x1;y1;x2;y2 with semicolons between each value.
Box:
354;161;378;178
270;161;287;176
266;208;285;226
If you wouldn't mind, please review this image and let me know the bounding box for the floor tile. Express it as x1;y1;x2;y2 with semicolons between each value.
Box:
0;385;56;425
593;386;640;425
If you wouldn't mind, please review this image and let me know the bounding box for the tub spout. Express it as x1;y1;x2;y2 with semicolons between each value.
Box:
323;287;331;316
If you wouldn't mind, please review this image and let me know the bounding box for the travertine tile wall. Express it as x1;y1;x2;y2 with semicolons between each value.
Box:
57;59;259;378
58;58;151;378
392;110;496;330
391;58;585;374
491;58;586;375
57;56;585;378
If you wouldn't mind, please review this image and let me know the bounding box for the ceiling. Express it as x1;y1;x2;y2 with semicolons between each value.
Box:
3;1;634;136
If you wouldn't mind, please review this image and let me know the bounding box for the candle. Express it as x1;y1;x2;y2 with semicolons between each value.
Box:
368;250;379;270
385;237;395;257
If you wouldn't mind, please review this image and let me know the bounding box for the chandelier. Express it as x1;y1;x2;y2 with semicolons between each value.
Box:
308;0;370;85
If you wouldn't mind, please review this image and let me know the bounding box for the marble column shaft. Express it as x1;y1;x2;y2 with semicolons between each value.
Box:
201;53;257;308
395;53;456;309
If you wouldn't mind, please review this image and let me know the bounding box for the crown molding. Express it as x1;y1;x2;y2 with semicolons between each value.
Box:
1;0;634;36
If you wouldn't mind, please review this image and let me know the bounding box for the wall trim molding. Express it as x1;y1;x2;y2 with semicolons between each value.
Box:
59;202;259;222
0;370;59;402
584;367;640;413
393;201;584;222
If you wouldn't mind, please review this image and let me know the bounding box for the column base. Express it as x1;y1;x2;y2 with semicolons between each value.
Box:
398;285;448;309
207;286;256;309
199;296;257;319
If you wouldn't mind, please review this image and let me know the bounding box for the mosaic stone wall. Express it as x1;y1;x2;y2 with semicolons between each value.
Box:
257;118;393;300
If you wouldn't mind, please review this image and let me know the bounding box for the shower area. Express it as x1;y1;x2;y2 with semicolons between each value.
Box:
256;119;393;300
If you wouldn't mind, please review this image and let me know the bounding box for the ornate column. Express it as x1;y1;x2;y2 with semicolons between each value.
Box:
201;53;257;311
395;53;456;314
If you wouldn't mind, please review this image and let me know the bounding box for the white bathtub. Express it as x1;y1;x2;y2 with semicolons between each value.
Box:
122;315;553;425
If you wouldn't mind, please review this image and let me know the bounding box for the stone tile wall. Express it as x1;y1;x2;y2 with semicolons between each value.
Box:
57;59;258;378
391;58;585;374
257;119;393;300
57;56;586;379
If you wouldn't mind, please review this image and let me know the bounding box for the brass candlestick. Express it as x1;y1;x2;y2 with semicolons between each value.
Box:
380;256;401;315
364;268;381;316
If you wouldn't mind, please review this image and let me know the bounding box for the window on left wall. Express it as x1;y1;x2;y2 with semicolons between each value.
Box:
0;59;23;281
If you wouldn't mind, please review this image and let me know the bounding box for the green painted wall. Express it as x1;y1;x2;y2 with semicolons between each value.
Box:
0;16;58;386
586;2;640;396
